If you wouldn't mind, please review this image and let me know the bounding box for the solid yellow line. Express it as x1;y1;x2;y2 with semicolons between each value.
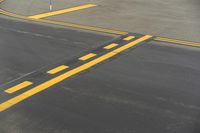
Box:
0;9;128;35
4;81;33;94
0;35;152;112
28;4;97;19
104;43;118;50
47;65;69;74
123;36;135;41
79;53;97;61
154;37;200;47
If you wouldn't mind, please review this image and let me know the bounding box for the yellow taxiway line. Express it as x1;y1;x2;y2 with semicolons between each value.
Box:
47;65;69;74
79;53;97;61
123;36;135;41
104;43;118;50
0;35;152;112
0;9;128;35
154;37;200;47
4;81;33;94
28;4;97;19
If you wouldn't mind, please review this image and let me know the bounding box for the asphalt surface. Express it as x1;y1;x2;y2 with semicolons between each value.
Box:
1;0;200;41
0;17;200;133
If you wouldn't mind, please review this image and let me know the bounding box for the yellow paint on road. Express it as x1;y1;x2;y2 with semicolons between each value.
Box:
47;65;69;74
28;4;97;19
0;35;152;112
5;81;33;94
123;36;135;41
0;9;128;35
104;43;118;49
154;37;200;47
79;53;96;61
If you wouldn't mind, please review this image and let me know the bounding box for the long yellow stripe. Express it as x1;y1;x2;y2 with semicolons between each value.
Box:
47;65;69;74
0;35;152;112
4;81;33;94
155;37;200;47
28;4;97;19
0;9;128;35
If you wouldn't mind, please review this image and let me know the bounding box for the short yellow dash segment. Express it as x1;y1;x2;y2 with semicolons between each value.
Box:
28;4;97;19
123;36;135;41
104;43;118;50
47;65;69;74
5;81;33;94
0;35;152;112
154;37;200;47
79;53;96;61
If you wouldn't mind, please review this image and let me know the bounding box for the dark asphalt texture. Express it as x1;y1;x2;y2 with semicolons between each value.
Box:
0;17;200;133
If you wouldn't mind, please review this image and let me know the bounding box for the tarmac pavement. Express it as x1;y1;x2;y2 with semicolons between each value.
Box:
1;0;200;41
0;0;200;133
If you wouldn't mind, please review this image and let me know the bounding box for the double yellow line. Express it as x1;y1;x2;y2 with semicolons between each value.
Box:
0;35;152;112
155;37;200;47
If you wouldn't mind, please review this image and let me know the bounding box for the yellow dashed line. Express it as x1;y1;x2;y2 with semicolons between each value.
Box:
154;37;200;47
47;65;69;74
104;43;118;49
28;4;97;19
0;35;152;112
79;53;96;61
123;36;135;41
4;81;33;94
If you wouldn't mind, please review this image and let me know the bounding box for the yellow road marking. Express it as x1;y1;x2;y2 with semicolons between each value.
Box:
79;53;96;61
5;81;33;94
154;37;200;47
0;35;152;112
104;43;118;49
0;9;128;35
123;36;135;41
47;65;69;74
28;4;97;19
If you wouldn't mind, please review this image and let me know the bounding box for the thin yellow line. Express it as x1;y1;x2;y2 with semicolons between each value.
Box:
0;9;128;35
4;81;33;94
123;36;135;41
154;37;200;47
79;53;96;61
47;65;69;74
28;4;97;19
104;43;118;49
0;35;152;112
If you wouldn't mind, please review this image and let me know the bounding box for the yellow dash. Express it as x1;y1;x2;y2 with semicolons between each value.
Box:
154;37;200;47
123;36;135;41
5;81;33;94
47;65;69;74
104;43;118;50
28;4;97;19
0;35;152;112
79;53;96;61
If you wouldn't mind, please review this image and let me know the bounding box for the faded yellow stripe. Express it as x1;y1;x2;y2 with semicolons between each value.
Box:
47;65;69;74
28;4;97;19
79;53;96;61
104;43;118;50
0;35;152;112
123;36;135;41
154;37;200;47
5;81;33;94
